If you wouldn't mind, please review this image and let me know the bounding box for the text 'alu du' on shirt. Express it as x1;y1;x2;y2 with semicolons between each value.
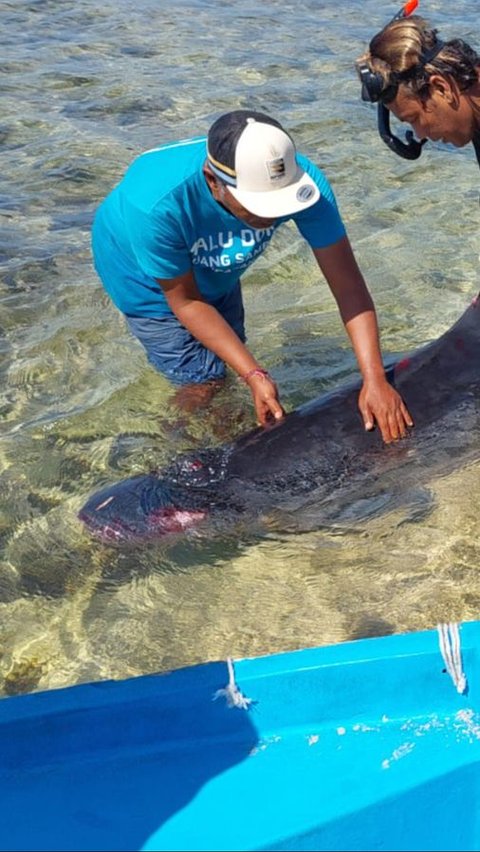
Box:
91;135;346;318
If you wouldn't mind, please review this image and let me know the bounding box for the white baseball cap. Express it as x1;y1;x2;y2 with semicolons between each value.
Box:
207;110;320;218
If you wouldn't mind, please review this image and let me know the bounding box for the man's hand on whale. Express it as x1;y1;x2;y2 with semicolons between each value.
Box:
359;375;413;443
313;237;414;444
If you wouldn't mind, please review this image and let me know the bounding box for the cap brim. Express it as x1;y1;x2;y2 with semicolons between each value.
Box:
229;168;320;218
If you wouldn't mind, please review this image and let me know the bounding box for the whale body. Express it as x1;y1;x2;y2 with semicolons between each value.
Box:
79;294;480;542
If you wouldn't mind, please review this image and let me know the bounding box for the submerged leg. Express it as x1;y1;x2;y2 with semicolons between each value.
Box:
171;378;225;414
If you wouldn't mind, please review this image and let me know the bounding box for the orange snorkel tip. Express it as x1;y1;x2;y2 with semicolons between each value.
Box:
392;0;419;21
403;0;419;15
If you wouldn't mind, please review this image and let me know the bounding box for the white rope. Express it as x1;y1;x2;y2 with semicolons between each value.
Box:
437;622;467;695
213;657;253;710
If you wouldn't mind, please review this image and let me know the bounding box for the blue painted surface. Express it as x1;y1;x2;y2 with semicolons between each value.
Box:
1;623;480;851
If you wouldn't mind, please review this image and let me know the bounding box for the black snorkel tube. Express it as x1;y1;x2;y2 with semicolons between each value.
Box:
377;0;426;159
473;133;480;169
359;0;439;160
377;102;426;159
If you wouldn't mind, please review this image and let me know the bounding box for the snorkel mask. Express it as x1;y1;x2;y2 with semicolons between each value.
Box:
357;0;444;159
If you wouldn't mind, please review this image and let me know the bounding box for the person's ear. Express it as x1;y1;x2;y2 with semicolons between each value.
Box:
429;74;457;106
203;163;217;188
204;164;227;203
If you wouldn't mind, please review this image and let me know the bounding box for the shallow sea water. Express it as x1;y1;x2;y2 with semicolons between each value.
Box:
1;0;479;695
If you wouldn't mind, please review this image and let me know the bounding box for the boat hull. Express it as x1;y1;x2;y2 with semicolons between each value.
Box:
1;622;479;851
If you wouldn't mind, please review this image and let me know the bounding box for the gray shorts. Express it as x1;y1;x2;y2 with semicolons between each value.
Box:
125;284;246;385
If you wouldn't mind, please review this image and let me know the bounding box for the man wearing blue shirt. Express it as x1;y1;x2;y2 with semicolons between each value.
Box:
92;109;412;441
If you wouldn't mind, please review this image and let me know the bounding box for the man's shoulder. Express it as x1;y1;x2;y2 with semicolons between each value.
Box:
138;136;206;183
120;136;207;210
141;135;207;165
296;152;331;187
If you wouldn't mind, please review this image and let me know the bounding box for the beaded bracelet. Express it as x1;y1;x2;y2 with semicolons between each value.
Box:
240;367;271;383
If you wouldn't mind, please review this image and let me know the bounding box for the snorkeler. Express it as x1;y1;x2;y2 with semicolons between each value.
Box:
356;0;480;166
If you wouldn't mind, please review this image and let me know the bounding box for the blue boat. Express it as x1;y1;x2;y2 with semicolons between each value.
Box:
1;620;478;852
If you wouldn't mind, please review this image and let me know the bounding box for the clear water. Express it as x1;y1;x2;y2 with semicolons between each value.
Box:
1;0;479;696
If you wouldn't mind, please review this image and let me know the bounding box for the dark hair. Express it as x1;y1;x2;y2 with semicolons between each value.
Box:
356;15;479;102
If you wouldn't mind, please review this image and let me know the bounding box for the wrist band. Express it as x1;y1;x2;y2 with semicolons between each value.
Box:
240;368;271;383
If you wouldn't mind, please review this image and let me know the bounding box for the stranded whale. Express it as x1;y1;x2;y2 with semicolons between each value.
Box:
79;294;480;542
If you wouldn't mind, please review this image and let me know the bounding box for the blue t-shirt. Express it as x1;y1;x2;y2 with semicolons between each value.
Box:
92;136;346;317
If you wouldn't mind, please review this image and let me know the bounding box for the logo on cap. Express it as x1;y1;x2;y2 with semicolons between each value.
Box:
266;157;286;181
296;185;315;203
